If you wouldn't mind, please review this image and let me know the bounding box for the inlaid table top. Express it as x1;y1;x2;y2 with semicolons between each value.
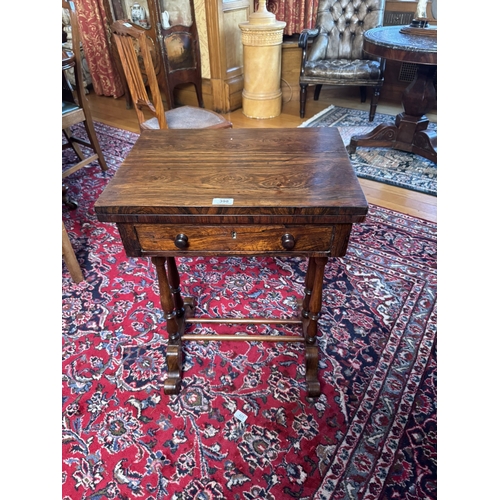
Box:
95;127;368;226
363;25;437;65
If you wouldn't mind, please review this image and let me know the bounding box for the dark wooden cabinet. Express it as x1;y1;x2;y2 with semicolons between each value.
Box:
157;0;204;108
103;0;253;112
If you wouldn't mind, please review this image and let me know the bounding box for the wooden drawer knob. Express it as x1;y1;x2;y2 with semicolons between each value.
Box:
174;233;189;249
281;233;295;250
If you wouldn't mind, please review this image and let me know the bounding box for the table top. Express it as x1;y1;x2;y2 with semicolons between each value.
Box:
95;128;368;225
363;25;437;65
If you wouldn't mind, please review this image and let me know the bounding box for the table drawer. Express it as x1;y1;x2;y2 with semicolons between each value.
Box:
134;225;334;253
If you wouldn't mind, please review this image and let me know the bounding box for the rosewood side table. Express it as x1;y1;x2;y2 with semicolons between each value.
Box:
348;25;437;163
95;128;368;399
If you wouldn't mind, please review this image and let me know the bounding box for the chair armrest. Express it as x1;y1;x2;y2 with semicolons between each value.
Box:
298;28;319;49
299;28;319;76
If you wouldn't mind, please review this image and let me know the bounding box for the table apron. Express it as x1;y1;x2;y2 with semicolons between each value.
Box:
95;213;367;225
364;40;437;65
116;222;355;258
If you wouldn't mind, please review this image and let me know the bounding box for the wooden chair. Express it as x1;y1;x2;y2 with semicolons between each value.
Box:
111;20;232;131
298;0;386;121
62;222;84;283
62;0;107;189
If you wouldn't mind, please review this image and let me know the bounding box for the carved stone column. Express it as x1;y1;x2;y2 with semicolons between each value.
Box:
239;1;286;119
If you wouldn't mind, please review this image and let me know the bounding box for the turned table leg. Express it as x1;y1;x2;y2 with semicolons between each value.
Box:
154;254;329;398
166;257;185;317
152;256;185;395
302;256;327;398
301;257;316;320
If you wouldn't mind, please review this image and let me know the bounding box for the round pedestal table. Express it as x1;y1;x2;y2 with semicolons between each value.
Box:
348;25;437;163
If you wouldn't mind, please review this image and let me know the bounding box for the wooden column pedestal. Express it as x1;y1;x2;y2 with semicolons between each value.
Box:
239;1;286;119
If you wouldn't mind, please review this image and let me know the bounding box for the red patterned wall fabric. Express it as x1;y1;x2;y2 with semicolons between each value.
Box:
74;0;125;98
260;0;319;36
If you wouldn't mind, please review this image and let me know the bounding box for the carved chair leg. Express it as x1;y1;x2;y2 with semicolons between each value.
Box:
313;84;323;101
300;83;308;118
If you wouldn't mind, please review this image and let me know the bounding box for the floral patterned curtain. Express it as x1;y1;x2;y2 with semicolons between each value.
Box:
260;0;319;36
74;0;125;98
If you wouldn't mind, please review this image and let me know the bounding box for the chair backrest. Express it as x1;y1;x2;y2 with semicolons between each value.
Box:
310;0;385;61
112;20;168;129
62;0;87;106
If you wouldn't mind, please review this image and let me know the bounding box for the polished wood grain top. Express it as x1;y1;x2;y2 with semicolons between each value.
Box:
95;128;368;224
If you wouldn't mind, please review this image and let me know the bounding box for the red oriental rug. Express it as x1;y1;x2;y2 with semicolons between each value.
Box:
62;123;437;500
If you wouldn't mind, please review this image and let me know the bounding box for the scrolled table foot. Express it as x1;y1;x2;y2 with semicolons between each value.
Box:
305;344;320;398
347;123;398;153
412;129;437;163
346;142;357;154
164;344;182;395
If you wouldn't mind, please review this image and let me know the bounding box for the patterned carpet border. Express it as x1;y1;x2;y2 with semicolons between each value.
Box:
299;105;437;197
62;122;437;500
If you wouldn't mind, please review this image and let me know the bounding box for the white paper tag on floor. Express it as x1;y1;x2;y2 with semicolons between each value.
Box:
234;410;248;423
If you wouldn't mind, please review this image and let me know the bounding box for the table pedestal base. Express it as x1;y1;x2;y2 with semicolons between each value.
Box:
348;63;437;164
347;113;437;163
153;255;327;399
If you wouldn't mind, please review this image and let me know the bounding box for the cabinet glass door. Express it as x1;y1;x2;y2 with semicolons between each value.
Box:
121;0;151;29
160;0;193;28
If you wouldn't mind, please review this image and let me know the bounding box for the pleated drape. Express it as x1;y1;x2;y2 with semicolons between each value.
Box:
73;0;125;98
263;0;319;36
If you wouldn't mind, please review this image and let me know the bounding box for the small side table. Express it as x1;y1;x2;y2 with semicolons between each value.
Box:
348;25;437;163
95;128;368;399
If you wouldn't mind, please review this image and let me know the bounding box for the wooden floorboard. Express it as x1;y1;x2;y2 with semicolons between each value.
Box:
86;89;437;223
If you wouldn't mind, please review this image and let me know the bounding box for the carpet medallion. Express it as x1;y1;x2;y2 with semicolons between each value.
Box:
63;123;437;499
299;105;437;197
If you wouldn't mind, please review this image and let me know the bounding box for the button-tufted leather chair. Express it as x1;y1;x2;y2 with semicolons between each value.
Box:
299;0;386;121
